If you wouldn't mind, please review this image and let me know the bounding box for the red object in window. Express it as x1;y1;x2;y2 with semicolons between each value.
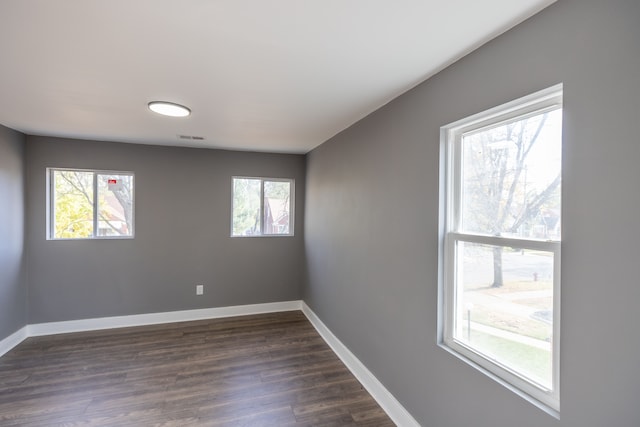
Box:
108;179;117;184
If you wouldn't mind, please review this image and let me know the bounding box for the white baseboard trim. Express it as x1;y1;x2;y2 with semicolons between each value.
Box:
0;301;302;354
301;302;421;427
28;300;303;337
0;326;28;358
0;300;302;356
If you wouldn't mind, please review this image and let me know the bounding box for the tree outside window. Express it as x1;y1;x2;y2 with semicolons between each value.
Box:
49;169;134;239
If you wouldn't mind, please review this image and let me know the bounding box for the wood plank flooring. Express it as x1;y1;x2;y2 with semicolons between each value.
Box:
0;311;395;426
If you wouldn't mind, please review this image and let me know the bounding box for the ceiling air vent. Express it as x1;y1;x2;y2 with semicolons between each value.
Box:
177;135;205;141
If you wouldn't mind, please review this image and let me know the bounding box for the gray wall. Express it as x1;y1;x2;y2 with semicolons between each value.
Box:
26;136;305;323
304;1;640;426
0;124;27;340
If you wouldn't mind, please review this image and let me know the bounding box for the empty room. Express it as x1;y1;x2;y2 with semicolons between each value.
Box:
1;0;639;426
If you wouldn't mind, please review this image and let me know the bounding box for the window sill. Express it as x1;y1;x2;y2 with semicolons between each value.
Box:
437;342;560;419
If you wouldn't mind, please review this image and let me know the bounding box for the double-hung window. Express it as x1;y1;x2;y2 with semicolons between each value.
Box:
48;168;134;239
231;177;294;236
440;85;562;413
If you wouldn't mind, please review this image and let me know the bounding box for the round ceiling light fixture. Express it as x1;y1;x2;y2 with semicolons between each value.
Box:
148;101;191;117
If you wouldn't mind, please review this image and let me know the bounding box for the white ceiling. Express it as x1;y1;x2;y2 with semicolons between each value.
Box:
0;0;555;154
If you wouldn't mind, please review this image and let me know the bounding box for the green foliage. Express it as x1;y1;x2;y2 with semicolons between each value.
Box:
469;330;551;388
264;181;290;199
232;178;261;235
53;171;94;238
52;171;134;238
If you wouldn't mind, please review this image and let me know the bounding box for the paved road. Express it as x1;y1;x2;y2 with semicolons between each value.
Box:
462;248;554;286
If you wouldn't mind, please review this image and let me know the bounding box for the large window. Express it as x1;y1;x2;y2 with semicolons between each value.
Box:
231;177;294;236
48;168;134;239
440;85;562;413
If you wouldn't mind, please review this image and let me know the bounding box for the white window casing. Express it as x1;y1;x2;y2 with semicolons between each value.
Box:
439;84;563;416
47;168;135;240
231;176;295;237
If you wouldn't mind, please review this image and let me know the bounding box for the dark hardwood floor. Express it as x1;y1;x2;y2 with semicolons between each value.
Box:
0;311;395;426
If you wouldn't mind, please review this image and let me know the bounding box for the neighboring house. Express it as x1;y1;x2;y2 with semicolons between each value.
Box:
97;192;129;236
264;197;290;234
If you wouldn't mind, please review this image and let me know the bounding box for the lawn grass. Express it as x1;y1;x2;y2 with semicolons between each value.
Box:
468;330;552;389
468;305;551;341
464;279;553;340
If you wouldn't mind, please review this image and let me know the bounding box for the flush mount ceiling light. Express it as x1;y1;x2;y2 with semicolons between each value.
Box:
148;101;191;117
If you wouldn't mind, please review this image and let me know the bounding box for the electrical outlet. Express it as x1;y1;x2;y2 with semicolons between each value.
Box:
196;284;204;295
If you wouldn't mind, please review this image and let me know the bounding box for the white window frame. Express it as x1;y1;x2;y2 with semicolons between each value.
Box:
231;176;295;237
47;168;135;240
439;84;562;415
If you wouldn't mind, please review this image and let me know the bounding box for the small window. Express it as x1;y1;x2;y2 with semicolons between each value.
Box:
48;168;134;239
440;85;562;414
231;177;294;237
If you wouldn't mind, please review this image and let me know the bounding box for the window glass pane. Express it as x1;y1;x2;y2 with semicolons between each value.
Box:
52;170;94;238
454;241;553;389
232;178;261;236
97;174;134;237
461;108;562;240
264;181;291;235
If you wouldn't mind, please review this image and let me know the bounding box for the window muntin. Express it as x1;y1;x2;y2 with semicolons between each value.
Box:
48;169;134;239
441;85;562;413
232;177;294;237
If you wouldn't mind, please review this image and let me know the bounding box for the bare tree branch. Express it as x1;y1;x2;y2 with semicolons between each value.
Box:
508;174;561;234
